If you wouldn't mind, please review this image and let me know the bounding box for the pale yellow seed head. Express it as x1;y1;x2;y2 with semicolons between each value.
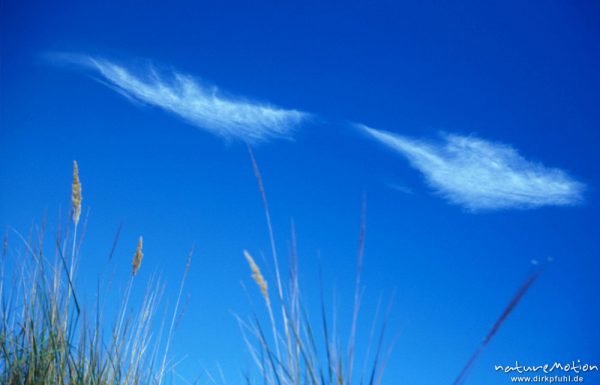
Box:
71;161;82;225
243;250;269;306
132;236;144;276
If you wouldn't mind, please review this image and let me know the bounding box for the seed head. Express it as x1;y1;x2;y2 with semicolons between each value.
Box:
71;161;82;225
243;250;269;306
132;236;144;276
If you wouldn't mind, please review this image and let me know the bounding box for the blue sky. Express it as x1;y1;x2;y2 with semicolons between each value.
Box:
1;1;599;384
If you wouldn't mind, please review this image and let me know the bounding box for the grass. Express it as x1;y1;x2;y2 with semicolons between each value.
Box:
240;146;541;385
0;157;541;385
238;147;395;385
0;162;191;385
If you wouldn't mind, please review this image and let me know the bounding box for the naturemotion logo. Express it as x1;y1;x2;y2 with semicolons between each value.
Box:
495;360;598;383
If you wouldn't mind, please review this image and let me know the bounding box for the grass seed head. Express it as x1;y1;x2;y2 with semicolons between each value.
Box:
132;236;144;276
71;161;82;225
243;250;269;306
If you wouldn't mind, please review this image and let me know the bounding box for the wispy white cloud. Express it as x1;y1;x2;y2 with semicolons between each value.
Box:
360;124;584;211
384;181;414;195
54;54;308;142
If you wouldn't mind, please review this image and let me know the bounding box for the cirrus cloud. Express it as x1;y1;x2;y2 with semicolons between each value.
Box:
53;54;308;142
360;124;585;211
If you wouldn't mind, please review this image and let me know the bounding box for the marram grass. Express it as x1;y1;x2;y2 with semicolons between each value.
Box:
1;157;541;385
0;162;189;385
240;147;540;385
240;148;393;385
